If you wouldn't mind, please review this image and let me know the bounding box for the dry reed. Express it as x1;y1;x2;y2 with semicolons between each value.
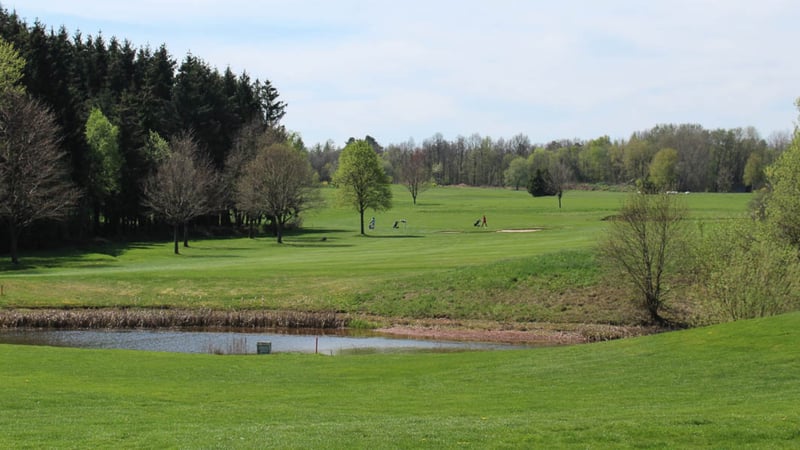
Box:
0;308;350;330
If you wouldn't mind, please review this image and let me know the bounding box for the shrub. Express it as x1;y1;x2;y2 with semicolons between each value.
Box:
692;221;800;322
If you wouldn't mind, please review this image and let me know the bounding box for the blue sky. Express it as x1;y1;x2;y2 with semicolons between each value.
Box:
7;1;799;147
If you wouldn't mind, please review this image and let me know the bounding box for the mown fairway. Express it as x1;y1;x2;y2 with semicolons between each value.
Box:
0;186;751;323
1;312;798;448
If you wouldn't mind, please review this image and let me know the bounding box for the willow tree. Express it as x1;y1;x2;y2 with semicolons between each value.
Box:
333;139;392;234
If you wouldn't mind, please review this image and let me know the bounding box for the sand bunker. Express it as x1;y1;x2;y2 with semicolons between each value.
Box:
496;228;542;233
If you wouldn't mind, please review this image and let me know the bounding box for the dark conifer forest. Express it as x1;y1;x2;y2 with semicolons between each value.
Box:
0;5;286;251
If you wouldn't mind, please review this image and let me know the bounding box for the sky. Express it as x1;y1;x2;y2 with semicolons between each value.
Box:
6;1;800;147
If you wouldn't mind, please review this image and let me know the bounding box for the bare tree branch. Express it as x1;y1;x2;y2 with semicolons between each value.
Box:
0;92;80;264
142;132;219;254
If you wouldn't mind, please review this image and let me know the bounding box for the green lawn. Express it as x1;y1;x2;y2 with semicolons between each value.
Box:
0;186;752;324
1;312;797;448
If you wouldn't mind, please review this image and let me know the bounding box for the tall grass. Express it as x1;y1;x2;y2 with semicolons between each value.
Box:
0;308;349;329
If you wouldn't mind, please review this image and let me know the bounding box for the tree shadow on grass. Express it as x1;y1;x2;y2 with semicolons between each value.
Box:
0;231;361;271
362;234;425;239
0;241;162;272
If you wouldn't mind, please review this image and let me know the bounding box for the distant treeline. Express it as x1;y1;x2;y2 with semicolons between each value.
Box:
312;125;789;195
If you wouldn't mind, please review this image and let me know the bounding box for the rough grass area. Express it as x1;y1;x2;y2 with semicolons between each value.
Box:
0;187;752;329
1;312;797;448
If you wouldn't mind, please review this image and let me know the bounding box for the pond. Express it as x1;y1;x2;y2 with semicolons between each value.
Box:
0;328;524;355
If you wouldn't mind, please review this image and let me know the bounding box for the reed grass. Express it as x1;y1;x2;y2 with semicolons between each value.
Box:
0;308;349;329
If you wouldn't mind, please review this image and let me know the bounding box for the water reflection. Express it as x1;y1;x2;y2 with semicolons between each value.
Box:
0;329;522;355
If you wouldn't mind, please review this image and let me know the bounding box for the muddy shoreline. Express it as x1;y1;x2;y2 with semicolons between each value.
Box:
0;308;659;345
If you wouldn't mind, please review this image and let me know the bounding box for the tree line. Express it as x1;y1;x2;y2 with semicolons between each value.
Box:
311;124;788;199
0;6;287;257
600;115;800;326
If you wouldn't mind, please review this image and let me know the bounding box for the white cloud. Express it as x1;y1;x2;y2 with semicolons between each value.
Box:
8;0;800;145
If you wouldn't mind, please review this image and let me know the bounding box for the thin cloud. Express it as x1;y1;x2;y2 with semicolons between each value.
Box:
8;0;800;146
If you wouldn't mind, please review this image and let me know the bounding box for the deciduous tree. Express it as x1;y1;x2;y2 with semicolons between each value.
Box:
400;148;431;204
649;148;679;191
236;142;318;243
142;133;218;254
0;92;80;263
0;37;24;96
765;122;800;248
548;160;573;209
84;106;121;233
333;139;392;235
694;221;799;322
600;193;688;325
504;156;529;191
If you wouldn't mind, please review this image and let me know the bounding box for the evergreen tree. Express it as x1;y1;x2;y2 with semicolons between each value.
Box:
527;168;554;197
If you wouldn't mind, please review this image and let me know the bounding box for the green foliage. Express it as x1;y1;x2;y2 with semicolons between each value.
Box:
692;220;800;322
648;147;678;190
1;313;799;447
635;176;658;194
743;151;765;189
332;139;392;234
84;107;122;197
143;130;170;165
0;37;24;96
503;156;529;190
765;125;800;248
579;136;612;182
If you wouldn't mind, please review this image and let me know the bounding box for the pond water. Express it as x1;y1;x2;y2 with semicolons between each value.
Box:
0;329;523;355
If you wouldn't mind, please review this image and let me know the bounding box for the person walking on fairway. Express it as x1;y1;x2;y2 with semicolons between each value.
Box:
481;214;487;227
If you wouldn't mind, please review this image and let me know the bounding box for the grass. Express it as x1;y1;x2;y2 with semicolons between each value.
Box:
0;312;797;448
0;186;752;325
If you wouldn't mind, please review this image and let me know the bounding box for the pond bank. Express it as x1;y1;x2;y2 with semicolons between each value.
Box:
0;308;659;345
376;318;659;345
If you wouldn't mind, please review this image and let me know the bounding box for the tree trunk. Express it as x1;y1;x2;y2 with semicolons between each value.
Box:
558;191;563;209
9;222;19;265
93;202;101;236
173;224;180;255
276;219;283;244
359;209;365;235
